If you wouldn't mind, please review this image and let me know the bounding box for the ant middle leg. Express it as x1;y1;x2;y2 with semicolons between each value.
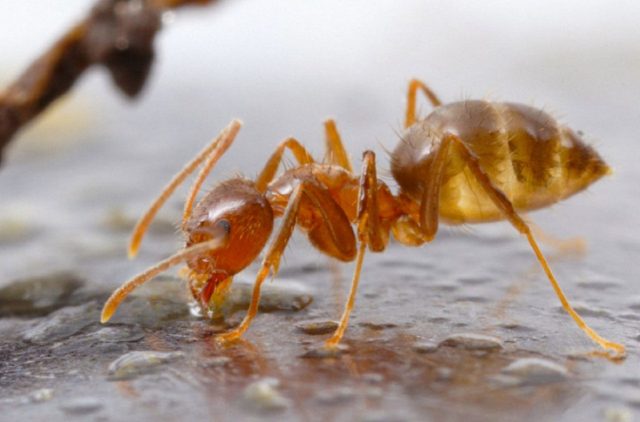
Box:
323;119;353;172
448;134;625;357
255;137;315;192
405;79;443;128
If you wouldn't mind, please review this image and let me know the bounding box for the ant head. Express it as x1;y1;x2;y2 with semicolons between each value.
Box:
184;178;274;282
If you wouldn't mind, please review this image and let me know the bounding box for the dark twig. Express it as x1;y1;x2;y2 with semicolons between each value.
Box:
0;0;215;164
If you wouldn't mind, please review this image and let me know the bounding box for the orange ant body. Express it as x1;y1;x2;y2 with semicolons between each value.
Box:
101;79;625;357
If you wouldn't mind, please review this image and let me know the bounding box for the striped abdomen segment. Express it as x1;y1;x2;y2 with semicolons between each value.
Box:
391;100;610;223
492;102;609;210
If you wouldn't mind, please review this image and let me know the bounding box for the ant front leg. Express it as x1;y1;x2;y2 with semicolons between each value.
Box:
325;151;389;348
448;133;625;358
323;119;353;172
405;79;443;128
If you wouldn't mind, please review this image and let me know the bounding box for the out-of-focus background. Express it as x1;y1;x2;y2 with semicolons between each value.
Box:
0;1;639;421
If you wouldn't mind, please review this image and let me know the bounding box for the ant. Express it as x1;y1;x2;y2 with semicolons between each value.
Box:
101;79;625;358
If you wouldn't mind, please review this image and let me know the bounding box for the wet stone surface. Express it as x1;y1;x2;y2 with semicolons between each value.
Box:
0;273;85;318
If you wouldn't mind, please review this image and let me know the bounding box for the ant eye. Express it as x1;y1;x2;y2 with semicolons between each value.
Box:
216;219;231;235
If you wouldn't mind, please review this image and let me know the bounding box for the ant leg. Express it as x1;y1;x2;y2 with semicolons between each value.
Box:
356;151;390;251
418;135;455;240
325;151;389;348
255;138;315;192
405;79;443;128
324;243;367;348
129;120;242;258
450;134;625;357
323;119;353;172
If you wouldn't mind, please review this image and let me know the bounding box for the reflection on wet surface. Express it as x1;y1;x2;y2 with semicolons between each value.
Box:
0;242;637;421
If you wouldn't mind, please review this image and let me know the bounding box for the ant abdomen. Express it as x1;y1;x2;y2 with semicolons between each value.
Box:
392;100;610;223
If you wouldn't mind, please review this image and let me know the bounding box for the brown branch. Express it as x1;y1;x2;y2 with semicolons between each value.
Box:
0;0;215;164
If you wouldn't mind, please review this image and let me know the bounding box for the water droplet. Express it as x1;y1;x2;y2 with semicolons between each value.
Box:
501;358;568;385
107;350;185;381
439;333;503;351
241;378;289;412
413;341;438;354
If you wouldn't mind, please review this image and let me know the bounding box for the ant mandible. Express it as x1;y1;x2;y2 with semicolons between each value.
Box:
101;79;625;358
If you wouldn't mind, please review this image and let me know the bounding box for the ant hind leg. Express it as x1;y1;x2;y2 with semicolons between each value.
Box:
255;138;315;192
450;133;625;358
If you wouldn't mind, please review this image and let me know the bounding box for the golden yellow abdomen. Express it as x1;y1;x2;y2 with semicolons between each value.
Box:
391;100;610;224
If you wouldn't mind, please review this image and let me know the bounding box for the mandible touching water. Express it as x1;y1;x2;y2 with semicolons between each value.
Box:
100;79;625;358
